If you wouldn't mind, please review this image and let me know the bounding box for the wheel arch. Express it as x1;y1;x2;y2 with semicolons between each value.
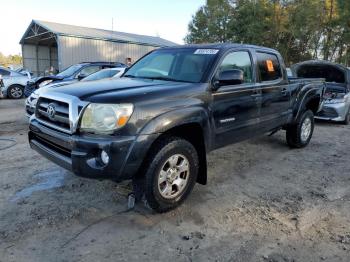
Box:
136;108;211;185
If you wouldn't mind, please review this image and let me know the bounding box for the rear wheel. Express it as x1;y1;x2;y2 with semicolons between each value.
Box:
142;136;199;213
8;85;24;99
286;110;314;148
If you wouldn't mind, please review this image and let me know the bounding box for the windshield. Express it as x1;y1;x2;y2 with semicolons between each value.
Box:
124;48;218;83
57;64;83;78
82;69;120;81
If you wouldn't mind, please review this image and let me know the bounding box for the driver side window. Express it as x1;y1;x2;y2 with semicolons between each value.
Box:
78;65;101;77
219;51;253;83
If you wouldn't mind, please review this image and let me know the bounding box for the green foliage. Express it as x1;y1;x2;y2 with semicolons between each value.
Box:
185;0;350;66
0;52;22;67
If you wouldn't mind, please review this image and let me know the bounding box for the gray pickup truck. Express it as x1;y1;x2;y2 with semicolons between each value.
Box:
28;44;325;212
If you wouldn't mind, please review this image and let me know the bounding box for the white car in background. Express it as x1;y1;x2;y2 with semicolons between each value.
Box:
0;66;31;99
25;67;125;117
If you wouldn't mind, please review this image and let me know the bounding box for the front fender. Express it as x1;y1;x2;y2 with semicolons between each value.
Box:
139;106;212;149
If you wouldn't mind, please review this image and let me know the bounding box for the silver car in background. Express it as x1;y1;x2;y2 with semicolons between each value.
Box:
0;66;31;99
25;67;125;117
292;60;350;124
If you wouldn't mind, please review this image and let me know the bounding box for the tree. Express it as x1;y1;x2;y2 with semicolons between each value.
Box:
185;0;350;66
0;52;22;68
185;0;235;43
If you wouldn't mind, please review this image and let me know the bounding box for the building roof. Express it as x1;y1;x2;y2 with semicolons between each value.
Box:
20;20;178;47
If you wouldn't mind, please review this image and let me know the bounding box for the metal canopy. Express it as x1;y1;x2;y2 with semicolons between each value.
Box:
20;20;177;47
20;21;57;46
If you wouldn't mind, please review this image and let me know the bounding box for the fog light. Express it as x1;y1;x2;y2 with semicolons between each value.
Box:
100;150;110;165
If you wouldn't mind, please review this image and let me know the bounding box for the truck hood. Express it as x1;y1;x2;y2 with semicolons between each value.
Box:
292;60;350;93
49;77;193;102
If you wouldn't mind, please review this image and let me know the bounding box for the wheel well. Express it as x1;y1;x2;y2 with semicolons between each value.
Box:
140;123;207;185
305;96;320;115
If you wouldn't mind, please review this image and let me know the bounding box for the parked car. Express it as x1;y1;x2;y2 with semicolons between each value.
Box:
15;67;33;77
292;60;350;124
25;67;126;117
0;66;31;99
28;44;325;212
24;62;126;97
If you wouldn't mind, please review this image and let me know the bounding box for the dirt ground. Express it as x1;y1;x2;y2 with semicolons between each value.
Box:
0;99;349;262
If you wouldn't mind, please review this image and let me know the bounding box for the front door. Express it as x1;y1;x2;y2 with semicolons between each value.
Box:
211;50;260;148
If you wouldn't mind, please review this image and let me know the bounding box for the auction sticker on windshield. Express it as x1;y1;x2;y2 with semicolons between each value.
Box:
194;49;219;55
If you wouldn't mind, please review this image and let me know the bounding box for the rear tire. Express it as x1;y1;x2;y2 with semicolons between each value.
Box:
142;136;199;213
7;85;24;99
286;110;314;148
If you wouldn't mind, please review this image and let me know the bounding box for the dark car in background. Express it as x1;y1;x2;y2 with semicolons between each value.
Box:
24;61;126;97
28;44;325;212
292;60;350;124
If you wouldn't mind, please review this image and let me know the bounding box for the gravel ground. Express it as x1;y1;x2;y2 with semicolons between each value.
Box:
0;99;349;262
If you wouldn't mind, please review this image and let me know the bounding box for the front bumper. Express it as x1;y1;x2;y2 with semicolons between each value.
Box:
28;119;157;180
315;102;349;122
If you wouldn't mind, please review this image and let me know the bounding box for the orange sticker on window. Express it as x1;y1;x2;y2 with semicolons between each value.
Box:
266;60;275;72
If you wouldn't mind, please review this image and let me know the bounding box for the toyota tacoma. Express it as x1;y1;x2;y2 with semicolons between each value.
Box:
28;44;325;212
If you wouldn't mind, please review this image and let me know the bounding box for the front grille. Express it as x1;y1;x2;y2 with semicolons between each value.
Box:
317;107;339;118
0;79;4;87
35;97;71;133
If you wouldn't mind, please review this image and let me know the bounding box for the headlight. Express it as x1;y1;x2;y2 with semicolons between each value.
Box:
324;92;346;104
80;103;133;133
39;80;53;87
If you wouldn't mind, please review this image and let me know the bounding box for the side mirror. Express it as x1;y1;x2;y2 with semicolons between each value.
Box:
214;69;244;89
77;73;87;80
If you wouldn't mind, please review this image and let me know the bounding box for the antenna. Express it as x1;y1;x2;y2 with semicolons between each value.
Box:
110;18;114;63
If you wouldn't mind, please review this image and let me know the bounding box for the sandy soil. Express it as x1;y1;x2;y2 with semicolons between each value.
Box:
0;99;349;262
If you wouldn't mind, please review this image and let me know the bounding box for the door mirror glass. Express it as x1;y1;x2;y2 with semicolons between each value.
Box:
77;73;87;80
217;69;244;86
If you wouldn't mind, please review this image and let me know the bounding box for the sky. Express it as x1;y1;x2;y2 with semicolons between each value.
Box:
0;0;205;56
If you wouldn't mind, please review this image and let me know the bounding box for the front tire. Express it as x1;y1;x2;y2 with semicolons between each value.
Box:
142;136;199;213
286;110;314;148
7;85;24;99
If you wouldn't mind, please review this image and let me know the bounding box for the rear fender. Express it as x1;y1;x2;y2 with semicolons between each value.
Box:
293;83;324;121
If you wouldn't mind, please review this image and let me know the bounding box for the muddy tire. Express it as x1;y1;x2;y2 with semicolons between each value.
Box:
7;85;24;99
286;110;314;148
142;136;199;213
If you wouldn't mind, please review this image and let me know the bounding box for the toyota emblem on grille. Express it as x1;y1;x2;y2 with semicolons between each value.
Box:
47;103;56;120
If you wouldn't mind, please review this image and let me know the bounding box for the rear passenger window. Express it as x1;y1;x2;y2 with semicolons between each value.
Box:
257;52;282;82
219;51;253;83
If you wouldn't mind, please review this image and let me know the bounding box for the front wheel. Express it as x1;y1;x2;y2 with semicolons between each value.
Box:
142;136;199;213
286;110;314;148
8;85;24;99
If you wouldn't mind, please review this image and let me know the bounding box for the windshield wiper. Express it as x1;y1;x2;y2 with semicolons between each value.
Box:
142;76;190;83
123;74;136;78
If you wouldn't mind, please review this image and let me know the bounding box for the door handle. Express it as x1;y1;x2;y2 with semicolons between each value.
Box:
250;94;260;98
281;88;288;96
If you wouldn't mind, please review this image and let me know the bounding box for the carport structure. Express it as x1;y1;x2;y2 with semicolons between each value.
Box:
20;20;177;76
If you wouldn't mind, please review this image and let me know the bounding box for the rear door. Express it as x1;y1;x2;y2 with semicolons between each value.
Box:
211;50;260;148
255;52;291;132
